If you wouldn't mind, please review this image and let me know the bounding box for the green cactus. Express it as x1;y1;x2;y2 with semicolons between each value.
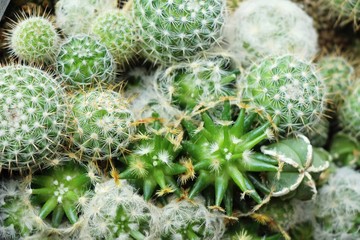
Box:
322;0;360;28
238;55;327;137
6;15;60;64
0;65;66;171
91;10;138;69
56;35;116;89
329;132;360;167
66;89;135;161
133;0;226;65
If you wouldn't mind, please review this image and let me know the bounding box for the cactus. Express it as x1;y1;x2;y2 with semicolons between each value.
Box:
55;0;118;35
0;65;66;171
238;55;327;137
66;89;135;161
321;0;360;28
318;56;354;109
314;167;360;239
119;115;188;200
159;196;226;239
155;56;239;111
56;35;116;89
80;179;160;239
91;10;138;69
6;15;60;64
329;132;360;167
224;0;318;66
133;0;226;65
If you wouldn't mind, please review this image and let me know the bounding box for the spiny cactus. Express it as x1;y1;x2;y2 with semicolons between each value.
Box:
55;0;118;35
6;15;60;64
0;65;66;171
29;159;98;227
56;35;116;89
155;56;239;111
318;56;354;109
159;196;226;239
321;0;360;28
66;89;135;161
224;0;318;66
238;55;327;137
133;0;226;65
314;167;360;239
303;117;329;147
80;179;160;240
91;10;138;69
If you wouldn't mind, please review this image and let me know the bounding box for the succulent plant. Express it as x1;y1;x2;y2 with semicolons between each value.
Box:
159;196;226;239
0;65;66;171
91;10;138;69
224;0;318;66
66;89;135;161
314;167;360;239
329;132;360;167
238;55;327;137
56;35;116;89
55;0;118;35
303;117;329;147
80;179;159;240
133;0;226;65
6;15;60;64
321;0;360;28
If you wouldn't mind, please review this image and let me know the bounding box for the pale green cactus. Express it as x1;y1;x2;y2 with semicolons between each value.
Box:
322;0;360;28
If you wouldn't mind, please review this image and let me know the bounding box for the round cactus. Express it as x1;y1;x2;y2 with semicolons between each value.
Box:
238;55;327;137
91;10;138;68
56;35;116;89
322;0;360;27
133;0;226;65
66;89;135;161
55;0;118;35
0;65;66;171
80;179;160;239
225;0;318;66
6;15;60;64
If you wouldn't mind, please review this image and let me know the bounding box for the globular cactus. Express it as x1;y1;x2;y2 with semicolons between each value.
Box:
133;0;226;65
318;56;354;109
120;115;189;200
80;179;160;240
224;0;318;66
303;117;329;147
55;0;118;35
338;84;360;139
314;167;360;239
56;35;116;89
6;15;60;64
321;0;360;28
91;10;138;69
66;89;135;161
155;56;239;111
238;55;327;137
329;132;360;167
159;196;226;239
0;65;66;171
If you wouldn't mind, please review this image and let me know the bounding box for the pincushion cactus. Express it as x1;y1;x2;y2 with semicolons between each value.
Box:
238;55;327;137
91;10;138;68
224;0;318;66
322;0;360;28
133;0;226;65
6;15;60;64
0;65;66;171
66;89;135;161
56;35;116;89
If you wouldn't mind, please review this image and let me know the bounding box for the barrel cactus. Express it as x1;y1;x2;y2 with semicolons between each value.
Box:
238;55;327;137
56;35;116;89
133;0;226;65
91;10;138;68
6;15;60;64
66;89;135;161
225;0;318;66
0;65;66;171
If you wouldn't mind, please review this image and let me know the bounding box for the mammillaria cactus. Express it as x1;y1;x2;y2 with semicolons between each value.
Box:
321;0;360;28
56;35;116;89
0;65;66;171
238;55;327;137
91;10;138;69
66;89;135;161
225;0;318;66
6;15;60;64
80;179;159;239
133;0;226;65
